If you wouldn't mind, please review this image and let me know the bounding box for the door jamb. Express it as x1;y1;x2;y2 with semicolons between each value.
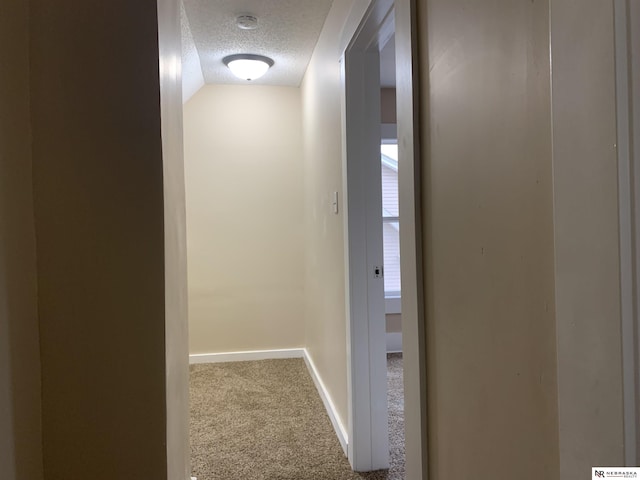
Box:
394;0;429;478
615;0;640;466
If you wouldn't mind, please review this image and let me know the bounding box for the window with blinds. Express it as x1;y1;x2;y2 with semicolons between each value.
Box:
381;143;401;296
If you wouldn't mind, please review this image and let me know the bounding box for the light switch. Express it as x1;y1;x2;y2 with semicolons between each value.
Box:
332;191;339;214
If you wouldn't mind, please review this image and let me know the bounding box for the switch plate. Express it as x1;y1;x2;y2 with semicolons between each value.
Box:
332;191;339;214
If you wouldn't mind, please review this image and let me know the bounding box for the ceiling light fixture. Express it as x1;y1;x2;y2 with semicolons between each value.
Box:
223;54;274;81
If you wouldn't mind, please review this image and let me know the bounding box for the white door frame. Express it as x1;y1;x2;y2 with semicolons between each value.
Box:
342;0;393;470
341;0;428;475
615;0;640;466
394;0;428;477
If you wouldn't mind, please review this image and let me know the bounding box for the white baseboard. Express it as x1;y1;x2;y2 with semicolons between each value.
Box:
386;332;403;353
189;348;305;364
302;349;349;455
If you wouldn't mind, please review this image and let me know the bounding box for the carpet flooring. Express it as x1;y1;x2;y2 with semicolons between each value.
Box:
190;354;405;480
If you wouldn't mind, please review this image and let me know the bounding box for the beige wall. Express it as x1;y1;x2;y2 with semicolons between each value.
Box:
0;0;43;479
550;0;625;475
381;88;397;124
300;0;361;429
418;0;560;478
184;85;305;354
386;313;402;333
30;1;170;477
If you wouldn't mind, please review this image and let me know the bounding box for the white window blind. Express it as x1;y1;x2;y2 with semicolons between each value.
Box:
381;143;400;296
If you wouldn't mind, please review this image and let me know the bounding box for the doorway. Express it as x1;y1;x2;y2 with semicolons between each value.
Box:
161;0;428;477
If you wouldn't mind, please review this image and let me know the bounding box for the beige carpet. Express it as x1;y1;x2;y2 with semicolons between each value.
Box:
190;354;405;480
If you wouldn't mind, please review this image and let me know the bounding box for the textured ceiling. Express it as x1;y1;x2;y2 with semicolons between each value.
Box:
182;0;334;87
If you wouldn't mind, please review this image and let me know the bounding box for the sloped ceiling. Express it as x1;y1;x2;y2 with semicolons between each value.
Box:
181;2;205;103
182;0;334;89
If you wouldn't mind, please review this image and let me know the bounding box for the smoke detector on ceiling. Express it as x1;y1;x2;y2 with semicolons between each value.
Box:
236;15;259;30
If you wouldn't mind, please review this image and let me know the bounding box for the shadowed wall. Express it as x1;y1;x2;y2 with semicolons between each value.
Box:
30;1;174;477
0;0;43;478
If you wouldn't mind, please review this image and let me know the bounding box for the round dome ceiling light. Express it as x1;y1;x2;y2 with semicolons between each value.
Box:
223;54;274;81
236;15;259;30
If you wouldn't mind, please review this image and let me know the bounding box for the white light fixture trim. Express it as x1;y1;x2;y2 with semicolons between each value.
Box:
223;54;274;81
